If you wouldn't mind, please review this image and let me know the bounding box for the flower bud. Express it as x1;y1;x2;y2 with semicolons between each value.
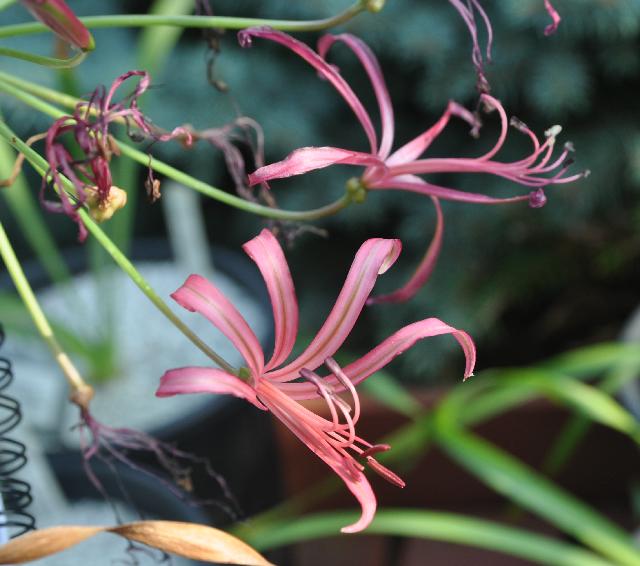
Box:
20;0;95;51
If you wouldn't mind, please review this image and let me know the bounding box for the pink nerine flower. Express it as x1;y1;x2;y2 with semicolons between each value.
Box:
20;0;94;51
156;229;476;533
241;28;586;304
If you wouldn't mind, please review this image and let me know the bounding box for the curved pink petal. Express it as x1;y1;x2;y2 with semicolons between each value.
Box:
21;0;95;51
172;275;265;377
243;229;299;371
280;318;476;400
318;34;394;160
369;195;443;304
238;27;377;153
249;147;384;186
256;381;376;533
156;367;267;410
544;0;561;35
370;175;530;205
265;238;402;381
385;100;478;167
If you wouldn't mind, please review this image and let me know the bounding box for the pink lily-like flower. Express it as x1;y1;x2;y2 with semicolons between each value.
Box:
156;229;476;533
20;0;94;51
240;28;586;304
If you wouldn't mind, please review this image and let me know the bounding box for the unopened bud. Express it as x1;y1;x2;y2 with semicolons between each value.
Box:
85;185;127;222
20;0;95;51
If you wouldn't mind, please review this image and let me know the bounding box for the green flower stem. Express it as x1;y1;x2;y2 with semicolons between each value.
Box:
0;1;368;40
118;144;352;221
78;210;236;373
0;135;72;285
0;120;236;374
0;221;87;393
0;76;353;221
0;70;79;110
0;47;86;68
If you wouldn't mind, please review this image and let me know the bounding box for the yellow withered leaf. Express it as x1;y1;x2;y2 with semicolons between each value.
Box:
0;521;274;565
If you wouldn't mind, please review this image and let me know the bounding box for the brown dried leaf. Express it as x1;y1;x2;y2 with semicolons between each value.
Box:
0;526;102;563
0;521;274;565
108;521;273;565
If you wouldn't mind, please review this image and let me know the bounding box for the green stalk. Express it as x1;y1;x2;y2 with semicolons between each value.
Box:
0;222;87;392
0;77;352;221
0;138;71;285
0;120;235;373
0;1;369;40
0;47;86;68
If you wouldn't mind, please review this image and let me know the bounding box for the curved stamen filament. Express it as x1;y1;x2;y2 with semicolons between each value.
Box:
325;357;361;425
300;368;341;431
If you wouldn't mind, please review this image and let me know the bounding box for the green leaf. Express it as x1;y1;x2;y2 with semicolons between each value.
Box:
541;342;640;377
434;422;640;565
360;369;422;419
243;510;616;566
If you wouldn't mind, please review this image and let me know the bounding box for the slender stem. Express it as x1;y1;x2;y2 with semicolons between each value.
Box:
0;76;353;221
0;47;86;68
0;70;79;110
0;2;367;40
0;222;87;392
78;210;236;373
0;120;236;373
120;144;352;220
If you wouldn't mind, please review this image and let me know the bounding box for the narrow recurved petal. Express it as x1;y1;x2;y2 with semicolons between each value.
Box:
171;275;264;377
156;367;267;410
384;101;478;168
265;238;401;381
20;0;95;51
243;229;299;370
369;175;530;205
544;0;561;35
318;34;395;160
279;318;476;400
257;382;376;533
238;27;378;153
248;147;383;186
368;195;444;304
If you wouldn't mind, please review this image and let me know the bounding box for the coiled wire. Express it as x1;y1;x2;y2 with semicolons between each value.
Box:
0;324;35;538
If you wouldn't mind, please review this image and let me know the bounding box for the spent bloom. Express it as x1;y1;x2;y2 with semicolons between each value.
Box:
157;229;476;533
20;0;94;51
43;71;191;241
448;0;561;92
241;28;586;304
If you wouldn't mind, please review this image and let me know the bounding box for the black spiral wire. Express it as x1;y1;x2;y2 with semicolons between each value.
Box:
0;324;35;538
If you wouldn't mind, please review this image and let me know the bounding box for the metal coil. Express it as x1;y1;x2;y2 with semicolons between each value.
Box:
0;324;35;538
